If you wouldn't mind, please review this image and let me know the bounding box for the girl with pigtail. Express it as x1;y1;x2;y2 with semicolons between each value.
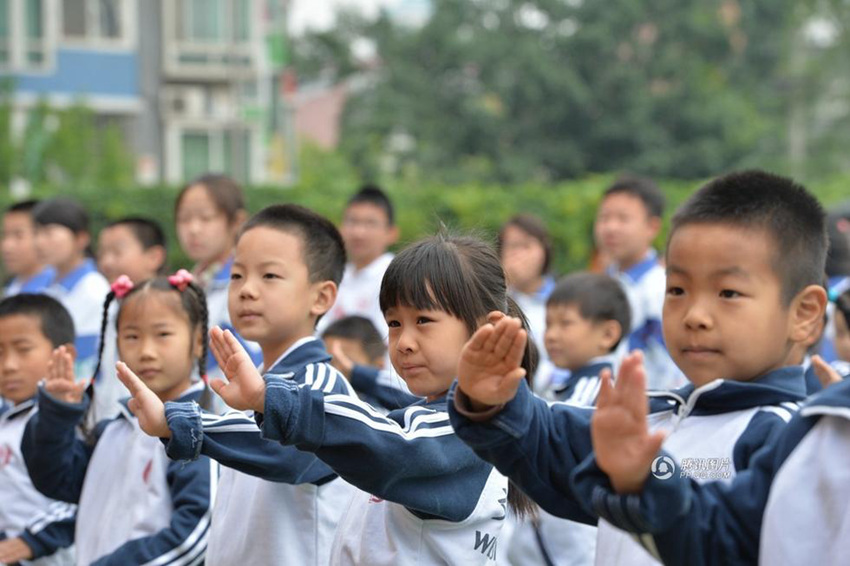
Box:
21;270;218;566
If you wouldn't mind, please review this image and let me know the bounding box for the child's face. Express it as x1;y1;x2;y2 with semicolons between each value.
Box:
544;303;616;372
834;311;850;363
176;185;235;265
117;292;199;402
0;315;55;404
97;225;161;284
384;304;470;400
340;202;398;268
229;227;333;359
663;223;797;387
34;223;87;272
324;336;385;370
501;225;547;291
595;193;659;267
2;212;41;277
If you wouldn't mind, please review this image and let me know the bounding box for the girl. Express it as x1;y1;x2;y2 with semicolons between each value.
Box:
21;273;217;566
174;173;261;373
32;197;109;380
192;234;536;565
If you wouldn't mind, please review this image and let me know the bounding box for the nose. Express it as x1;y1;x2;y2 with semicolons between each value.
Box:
238;274;258;300
1;353;18;374
394;326;416;354
682;297;713;331
139;335;157;360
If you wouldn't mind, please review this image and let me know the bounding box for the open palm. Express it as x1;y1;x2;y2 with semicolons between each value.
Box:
116;361;170;438
44;346;87;404
209;326;266;412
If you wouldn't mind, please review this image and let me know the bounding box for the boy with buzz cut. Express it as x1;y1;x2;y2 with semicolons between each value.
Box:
116;204;359;566
448;170;828;566
2;201;55;297
595;175;683;390
0;294;76;565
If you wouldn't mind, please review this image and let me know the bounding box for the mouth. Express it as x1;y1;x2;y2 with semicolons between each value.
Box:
137;369;161;379
399;364;426;377
238;311;262;322
680;347;721;360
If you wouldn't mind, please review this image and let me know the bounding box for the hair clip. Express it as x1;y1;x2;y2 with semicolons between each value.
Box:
111;275;134;299
168;269;194;292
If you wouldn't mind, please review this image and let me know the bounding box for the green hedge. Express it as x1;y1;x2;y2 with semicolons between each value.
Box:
6;171;850;278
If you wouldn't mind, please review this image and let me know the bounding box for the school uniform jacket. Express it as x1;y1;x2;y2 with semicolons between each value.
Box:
449;366;808;565
163;337;358;566
256;378;511;566
21;383;216;566
570;376;850;566
348;364;422;411
4;266;56;297
0;399;75;565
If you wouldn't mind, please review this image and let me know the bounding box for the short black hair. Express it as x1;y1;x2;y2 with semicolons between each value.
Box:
498;213;553;275
547;272;631;351
669;170;827;305
106;217;166;251
0;294;75;348
239;204;347;285
6;200;40;214
603;175;665;218
32;197;89;234
322;316;387;360
346;184;395;226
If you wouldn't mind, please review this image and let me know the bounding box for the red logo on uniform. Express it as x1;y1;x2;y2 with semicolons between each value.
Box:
142;459;153;484
369;494;384;504
0;444;12;468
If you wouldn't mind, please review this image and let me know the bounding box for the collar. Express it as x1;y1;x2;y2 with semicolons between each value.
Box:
610;250;659;284
117;381;206;421
554;356;614;393
800;377;850;420
264;336;330;375
347;252;394;278
213;257;234;283
52;259;98;291
0;397;36;421
647;365;807;417
534;276;557;301
11;266;56;293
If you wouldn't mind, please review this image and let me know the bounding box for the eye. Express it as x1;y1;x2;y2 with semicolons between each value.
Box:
666;286;684;296
416;316;434;325
123;334;138;341
263;273;280;280
158;332;173;338
230;273;243;281
719;289;741;299
386;319;400;328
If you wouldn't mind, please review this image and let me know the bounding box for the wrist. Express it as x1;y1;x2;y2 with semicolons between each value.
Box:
609;472;649;495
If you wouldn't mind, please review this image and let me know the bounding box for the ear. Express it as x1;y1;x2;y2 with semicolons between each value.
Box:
386;225;400;247
63;342;78;363
77;231;91;251
191;325;204;359
789;284;828;344
310;280;338;318
647;216;662;239
143;246;167;276
598;320;623;352
232;210;249;232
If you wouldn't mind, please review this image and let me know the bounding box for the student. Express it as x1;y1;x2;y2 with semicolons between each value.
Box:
322;315;421;412
118;204;360;566
94;216;169;419
317;185;399;337
22;274;217;565
2;201;55;297
33;198;109;380
0;295;76;565
448;171;827;566
569;347;850;565
175;173;261;372
129;233;536;565
594;175;682;389
498;214;560;393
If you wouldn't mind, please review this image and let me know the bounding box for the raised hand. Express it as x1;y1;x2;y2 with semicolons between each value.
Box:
592;351;666;494
811;355;843;389
328;340;355;378
456;313;528;411
116;361;171;438
209;326;266;412
44;346;87;404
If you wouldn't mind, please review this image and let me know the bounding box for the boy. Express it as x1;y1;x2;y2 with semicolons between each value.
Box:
96;216;167;285
594;176;682;389
117;204;359;566
2;201;55;297
317;185;399;337
449;171;827;565
0;294;76;565
506;272;630;566
322;315;420;411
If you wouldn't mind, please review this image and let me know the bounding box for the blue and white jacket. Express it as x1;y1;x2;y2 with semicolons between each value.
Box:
609;251;684;390
22;383;217;566
0;399;75;565
162;336;358;566
4;266;56;297
546;356;614;406
449;367;807;565
42;259;109;380
570;377;850;566
201;257;262;376
256;380;511;565
348;364;422;412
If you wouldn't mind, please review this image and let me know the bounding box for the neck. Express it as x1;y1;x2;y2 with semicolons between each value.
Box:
260;328;316;371
514;275;545;296
352;253;383;272
617;249;651;272
197;250;231;275
55;256;86;280
15;261;45;281
157;379;193;403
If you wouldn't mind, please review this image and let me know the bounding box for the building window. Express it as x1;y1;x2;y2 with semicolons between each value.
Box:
181;128;251;183
0;0;49;70
62;0;125;43
166;0;254;74
177;0;250;44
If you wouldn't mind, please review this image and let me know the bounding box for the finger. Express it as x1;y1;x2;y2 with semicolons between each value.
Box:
210;326;228;358
209;333;227;371
116;362;146;395
811;355;842;387
496;368;527;399
487;311;506;325
505;328;527;368
210;378;227;395
465;324;494;353
223;329;247;358
492;318;522;359
595;369;616;409
127;398;140;416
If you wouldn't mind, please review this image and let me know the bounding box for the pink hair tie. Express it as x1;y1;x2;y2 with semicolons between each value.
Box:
168;269;194;292
111;275;134;299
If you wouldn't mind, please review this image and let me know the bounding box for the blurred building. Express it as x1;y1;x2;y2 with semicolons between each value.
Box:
0;0;293;185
